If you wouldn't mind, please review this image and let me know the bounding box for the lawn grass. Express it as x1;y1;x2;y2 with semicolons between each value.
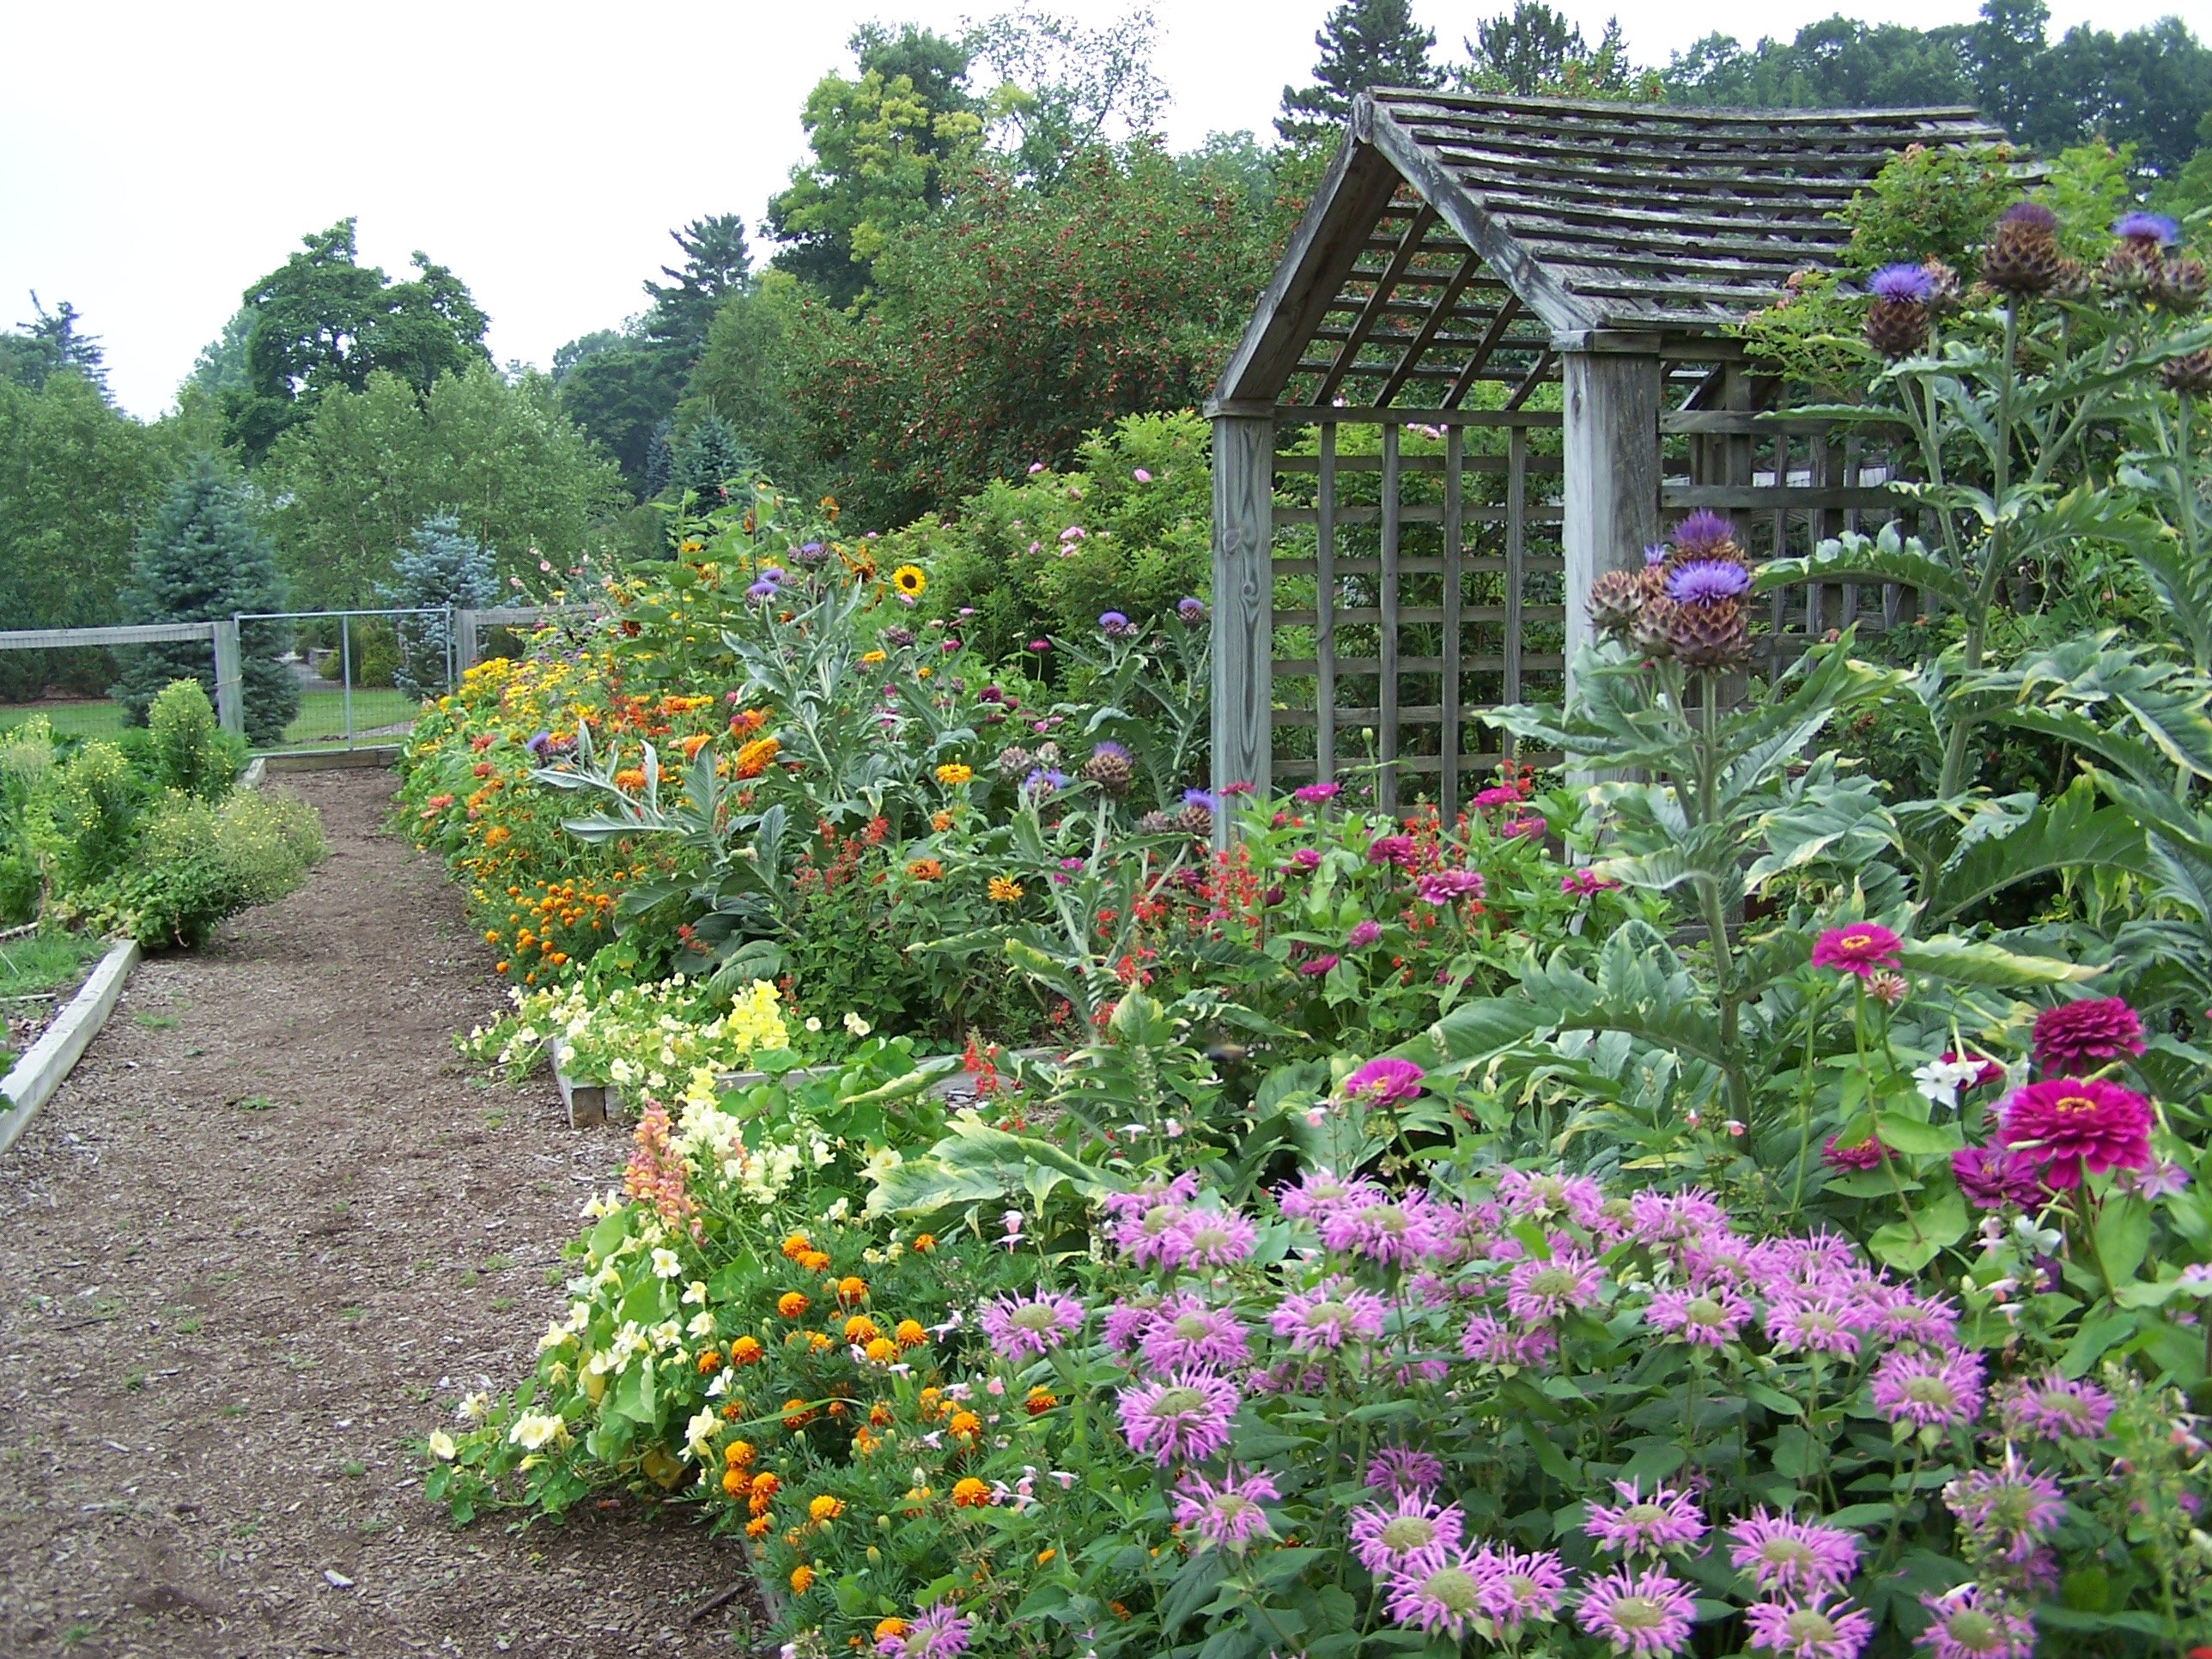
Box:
0;701;125;738
0;687;429;752
0;928;111;1070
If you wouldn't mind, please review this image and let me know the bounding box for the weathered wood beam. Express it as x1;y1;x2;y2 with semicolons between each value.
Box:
1562;347;1662;709
1211;413;1275;823
1431;293;1522;410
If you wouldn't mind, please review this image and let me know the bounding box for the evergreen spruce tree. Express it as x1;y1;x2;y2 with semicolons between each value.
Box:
672;414;752;507
1279;0;1441;143
376;513;495;698
111;456;301;745
642;417;676;499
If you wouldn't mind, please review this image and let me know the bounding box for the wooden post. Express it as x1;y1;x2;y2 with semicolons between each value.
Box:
455;608;480;674
1210;411;1274;830
211;617;245;738
1561;345;1662;695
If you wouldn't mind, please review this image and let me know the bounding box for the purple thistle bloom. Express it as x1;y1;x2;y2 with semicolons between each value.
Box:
902;1603;971;1659
1171;1466;1278;1551
1292;781;1341;802
1364;1444;1446;1498
2114;211;2181;246
1097;610;1137;638
759;565;785;582
1415;868;1487;903
1170;1207;1259;1268
1343;1056;1426;1106
1270;1278;1389;1352
1672;509;1739;555
1945;1449;2066;1563
1473;1544;1569;1634
1644;542;1670;567
1177;596;1206;623
745;579;777;600
1665;557;1753;604
1319;1190;1455;1266
1350;1491;1466;1573
1743;1595;1876;1659
1504;1249;1606;1323
1585;1479;1708;1557
1645;1285;1752;1349
1115;1369;1240;1465
1577;1563;1698;1656
1182;787;1218;812
1869;262;1938;302
979;1291;1085;1359
1728;1509;1863;1595
1346;918;1382;949
1140;1293;1251;1371
525;730;554;758
1998;201;2058;233
1915;1584;2038;1659
1869;1348;1986;1430
1382;1541;1490;1640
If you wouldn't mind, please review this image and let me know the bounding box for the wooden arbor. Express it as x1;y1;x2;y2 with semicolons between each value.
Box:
1206;89;2008;815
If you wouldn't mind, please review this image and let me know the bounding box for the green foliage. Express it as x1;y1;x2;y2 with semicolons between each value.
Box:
638;215;752;363
116;786;325;949
1841;143;2026;277
263;362;625;607
377;514;495;698
110;455;300;746
1277;0;1438;143
1457;3;1654;100
964;8;1168;187
145;678;244;799
687;271;811;489
0;294;109;398
554;342;687;499
222;219;490;465
671;413;752;512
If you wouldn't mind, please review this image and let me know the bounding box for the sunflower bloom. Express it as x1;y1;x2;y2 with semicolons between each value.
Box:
891;564;927;598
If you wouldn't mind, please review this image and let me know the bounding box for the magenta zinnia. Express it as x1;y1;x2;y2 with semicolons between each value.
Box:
1998;1076;2153;1188
1585;1479;1708;1556
1577;1563;1697;1656
1810;922;1904;978
1115;1369;1240;1465
2031;995;2145;1075
1343;1056;1426;1107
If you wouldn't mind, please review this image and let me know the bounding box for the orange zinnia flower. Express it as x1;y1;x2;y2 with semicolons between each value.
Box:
904;857;943;881
732;735;781;779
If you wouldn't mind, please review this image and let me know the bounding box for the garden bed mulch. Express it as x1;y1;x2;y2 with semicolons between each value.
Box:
0;769;761;1659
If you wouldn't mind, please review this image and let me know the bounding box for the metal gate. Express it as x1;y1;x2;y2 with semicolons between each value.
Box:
240;607;458;754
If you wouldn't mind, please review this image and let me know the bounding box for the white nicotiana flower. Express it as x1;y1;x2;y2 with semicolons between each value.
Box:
609;1057;637;1085
648;1318;682;1351
537;1322;574;1353
810;1135;835;1169
687;1310;716;1338
458;1392;491;1424
427;1430;458;1461
564;1301;590;1333
1913;1057;1984;1112
651;1247;684;1279
824;1197;850;1222
508;1412;567;1450
682;1280;708;1306
805;1016;823;1034
843;1012;872;1038
684;1408;720;1460
591;1264;621;1291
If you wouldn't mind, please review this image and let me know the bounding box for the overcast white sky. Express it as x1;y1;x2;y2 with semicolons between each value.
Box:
3;0;2192;418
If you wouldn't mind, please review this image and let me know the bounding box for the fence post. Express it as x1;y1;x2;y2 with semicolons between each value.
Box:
211;618;245;738
1209;411;1275;838
455;608;480;674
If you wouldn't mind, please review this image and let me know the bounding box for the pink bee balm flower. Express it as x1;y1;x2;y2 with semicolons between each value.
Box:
1349;1491;1465;1573
1473;1544;1568;1635
1996;1369;2114;1442
1344;1056;1425;1106
1869;1348;1985;1430
979;1291;1085;1359
1811;922;1905;978
1269;1279;1388;1351
1763;1293;1870;1360
1382;1542;1490;1639
1139;1294;1251;1371
1276;1170;1381;1223
2031;995;2144;1075
1495;1167;1607;1227
1644;1285;1752;1348
1914;1584;2037;1659
1170;1465;1276;1551
1585;1479;1708;1556
1998;1076;2153;1188
1461;1312;1559;1368
1364;1443;1445;1498
1727;1509;1862;1595
1319;1190;1455;1266
1115;1369;1240;1464
1944;1449;2065;1563
1171;1207;1258;1268
1742;1595;1875;1659
1504;1249;1606;1323
1577;1563;1697;1656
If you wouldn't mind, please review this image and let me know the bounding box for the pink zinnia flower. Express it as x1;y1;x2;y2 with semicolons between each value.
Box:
1585;1480;1707;1556
1415;868;1487;904
1115;1369;1240;1465
1810;922;1904;978
1364;1444;1444;1498
1349;1491;1464;1573
1561;867;1620;896
1644;1285;1751;1348
1366;834;1419;869
1505;1249;1606;1323
1297;952;1340;977
1996;1370;2114;1442
1742;1595;1875;1659
979;1291;1085;1359
1727;1510;1861;1595
1869;1348;1985;1429
1471;785;1523;810
1344;1056;1425;1106
1382;1542;1489;1639
1998;1076;2154;1188
2031;996;2144;1075
1821;1135;1883;1173
1170;1466;1276;1551
1577;1564;1696;1656
1473;1544;1568;1634
1290;848;1322;870
1914;1584;2037;1659
1139;1294;1250;1370
1346;918;1382;948
1944;1449;2065;1563
1501;814;1546;840
1291;781;1340;802
1269;1279;1387;1351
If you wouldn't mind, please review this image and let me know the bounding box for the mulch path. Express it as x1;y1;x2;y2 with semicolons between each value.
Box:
0;769;763;1658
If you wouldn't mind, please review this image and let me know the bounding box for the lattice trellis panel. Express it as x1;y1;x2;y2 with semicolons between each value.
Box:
1267;407;1566;819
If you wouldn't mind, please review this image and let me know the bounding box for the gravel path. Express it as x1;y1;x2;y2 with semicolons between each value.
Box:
0;769;757;1658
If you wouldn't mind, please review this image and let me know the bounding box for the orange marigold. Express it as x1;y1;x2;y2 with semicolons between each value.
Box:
894;1319;927;1347
1025;1386;1059;1416
869;1404;895;1427
744;1514;771;1538
729;1335;764;1365
798;1249;832;1273
842;1316;878;1344
948;1410;981;1440
780;1233;811;1261
913;1234;936;1253
864;1336;896;1363
808;1493;843;1522
750;1471;779;1498
874;1618;908;1644
951;1477;993;1509
836;1276;867;1306
612;768;647;791
723;1439;756;1468
696;1349;722;1374
681;732;711;760
776;1292;810;1319
789;1564;814;1595
720;1467;746;1497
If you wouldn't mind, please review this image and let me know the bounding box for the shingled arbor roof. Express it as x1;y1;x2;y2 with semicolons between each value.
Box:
1212;89;2010;413
1205;91;2014;812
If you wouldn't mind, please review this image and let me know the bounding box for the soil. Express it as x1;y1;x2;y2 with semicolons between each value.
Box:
0;770;765;1659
